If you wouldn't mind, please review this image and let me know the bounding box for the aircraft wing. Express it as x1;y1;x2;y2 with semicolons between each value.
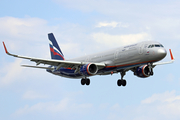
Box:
3;42;106;70
153;49;174;66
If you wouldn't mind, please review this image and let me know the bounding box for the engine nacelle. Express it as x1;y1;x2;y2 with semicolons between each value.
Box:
134;65;150;78
80;63;98;76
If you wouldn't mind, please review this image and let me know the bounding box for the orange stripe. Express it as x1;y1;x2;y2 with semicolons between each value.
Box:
169;49;174;60
2;42;8;54
87;63;92;75
142;65;149;77
65;67;72;69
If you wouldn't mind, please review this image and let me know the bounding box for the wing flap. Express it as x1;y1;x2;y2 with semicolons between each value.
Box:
22;65;54;70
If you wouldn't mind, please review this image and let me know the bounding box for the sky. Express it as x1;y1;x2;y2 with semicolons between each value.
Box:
0;0;180;120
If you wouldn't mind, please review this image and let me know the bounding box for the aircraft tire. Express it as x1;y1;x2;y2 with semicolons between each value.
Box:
81;79;86;85
86;79;90;85
117;79;122;86
150;72;154;76
122;80;126;86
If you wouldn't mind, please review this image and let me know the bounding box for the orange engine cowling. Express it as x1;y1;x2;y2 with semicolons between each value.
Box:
80;63;98;76
134;65;151;78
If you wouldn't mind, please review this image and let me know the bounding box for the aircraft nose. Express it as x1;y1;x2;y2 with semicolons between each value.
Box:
157;48;167;58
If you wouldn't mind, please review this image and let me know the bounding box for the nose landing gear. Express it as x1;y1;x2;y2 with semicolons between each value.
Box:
148;63;154;76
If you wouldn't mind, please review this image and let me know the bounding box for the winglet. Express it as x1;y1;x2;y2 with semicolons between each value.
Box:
169;49;174;60
153;49;174;66
2;42;18;57
2;42;9;54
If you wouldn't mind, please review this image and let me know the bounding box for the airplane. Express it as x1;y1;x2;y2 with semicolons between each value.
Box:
2;33;174;87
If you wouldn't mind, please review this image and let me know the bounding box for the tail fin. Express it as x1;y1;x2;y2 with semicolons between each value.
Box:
48;33;65;60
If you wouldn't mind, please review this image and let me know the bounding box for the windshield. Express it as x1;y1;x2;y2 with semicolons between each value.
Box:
148;44;164;48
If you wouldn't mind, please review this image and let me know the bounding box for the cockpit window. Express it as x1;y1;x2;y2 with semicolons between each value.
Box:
155;44;160;47
160;44;164;47
148;44;164;48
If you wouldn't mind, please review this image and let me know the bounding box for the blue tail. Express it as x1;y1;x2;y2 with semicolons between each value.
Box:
48;33;65;60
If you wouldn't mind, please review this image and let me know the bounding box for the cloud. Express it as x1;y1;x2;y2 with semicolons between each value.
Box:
0;16;48;39
54;0;180;46
0;17;53;58
13;90;180;120
0;16;87;59
54;0;131;14
141;90;178;104
22;90;48;100
13;98;93;119
140;90;180;119
104;90;180;120
92;32;151;47
13;98;70;116
96;21;129;28
0;59;23;86
60;42;83;59
54;0;180;17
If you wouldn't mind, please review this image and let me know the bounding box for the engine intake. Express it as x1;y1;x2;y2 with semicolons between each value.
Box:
134;65;150;78
80;63;98;76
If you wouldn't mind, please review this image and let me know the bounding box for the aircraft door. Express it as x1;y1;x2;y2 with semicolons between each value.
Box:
114;50;119;60
144;44;150;55
139;44;144;54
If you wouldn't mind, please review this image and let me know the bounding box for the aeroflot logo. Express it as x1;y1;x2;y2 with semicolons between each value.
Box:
145;51;150;55
49;40;64;57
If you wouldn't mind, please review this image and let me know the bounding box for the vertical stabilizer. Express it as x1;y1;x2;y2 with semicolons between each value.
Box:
48;33;65;60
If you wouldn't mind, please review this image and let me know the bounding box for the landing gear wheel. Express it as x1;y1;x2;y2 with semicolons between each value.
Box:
86;79;90;85
122;80;127;86
117;79;121;86
150;72;154;76
117;79;127;86
81;78;90;86
117;71;127;87
81;79;86;85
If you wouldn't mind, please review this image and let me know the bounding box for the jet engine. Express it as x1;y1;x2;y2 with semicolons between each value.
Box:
80;63;98;76
134;65;151;78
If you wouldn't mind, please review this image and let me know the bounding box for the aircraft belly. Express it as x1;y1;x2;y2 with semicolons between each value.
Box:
47;68;84;79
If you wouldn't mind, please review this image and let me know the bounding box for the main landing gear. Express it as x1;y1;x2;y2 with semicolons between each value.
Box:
117;71;127;87
148;63;154;76
81;78;90;86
